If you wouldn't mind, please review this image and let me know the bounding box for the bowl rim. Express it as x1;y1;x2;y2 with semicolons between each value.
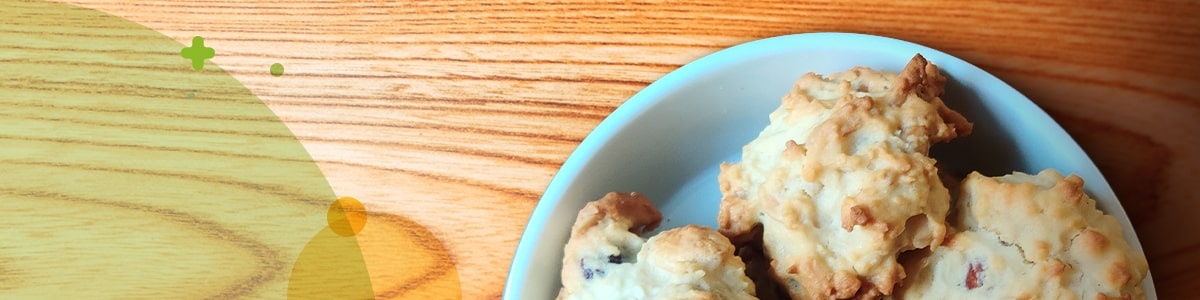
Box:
502;32;1153;299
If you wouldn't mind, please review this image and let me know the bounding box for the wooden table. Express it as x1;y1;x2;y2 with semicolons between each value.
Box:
6;0;1198;298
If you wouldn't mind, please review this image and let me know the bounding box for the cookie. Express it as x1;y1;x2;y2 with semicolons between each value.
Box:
718;55;972;299
896;170;1149;299
558;192;757;300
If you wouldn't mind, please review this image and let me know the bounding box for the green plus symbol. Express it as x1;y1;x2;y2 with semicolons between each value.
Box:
180;36;215;70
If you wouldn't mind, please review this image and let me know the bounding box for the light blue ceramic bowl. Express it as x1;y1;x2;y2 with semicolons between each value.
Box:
504;32;1154;299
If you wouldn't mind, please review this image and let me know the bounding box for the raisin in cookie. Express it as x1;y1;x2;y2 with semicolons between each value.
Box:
718;55;972;299
559;192;757;300
896;170;1149;299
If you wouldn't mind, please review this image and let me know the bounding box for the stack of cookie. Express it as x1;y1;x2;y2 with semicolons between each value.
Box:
556;55;1149;300
558;192;757;300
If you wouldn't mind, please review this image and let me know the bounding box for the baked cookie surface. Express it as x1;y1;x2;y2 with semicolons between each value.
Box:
718;55;972;299
559;192;757;300
896;170;1150;299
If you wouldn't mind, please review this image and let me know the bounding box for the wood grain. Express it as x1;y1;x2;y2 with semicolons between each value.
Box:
16;0;1200;298
1;1;458;298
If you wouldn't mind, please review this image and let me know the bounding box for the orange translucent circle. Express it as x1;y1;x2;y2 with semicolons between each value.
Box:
328;197;368;236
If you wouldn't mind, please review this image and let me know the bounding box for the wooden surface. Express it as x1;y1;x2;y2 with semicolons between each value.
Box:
13;0;1200;298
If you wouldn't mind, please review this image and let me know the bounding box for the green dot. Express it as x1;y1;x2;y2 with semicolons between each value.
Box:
270;63;284;77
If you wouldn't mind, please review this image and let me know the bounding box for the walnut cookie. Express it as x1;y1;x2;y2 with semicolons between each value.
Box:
558;192;757;300
895;170;1150;299
717;55;973;299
